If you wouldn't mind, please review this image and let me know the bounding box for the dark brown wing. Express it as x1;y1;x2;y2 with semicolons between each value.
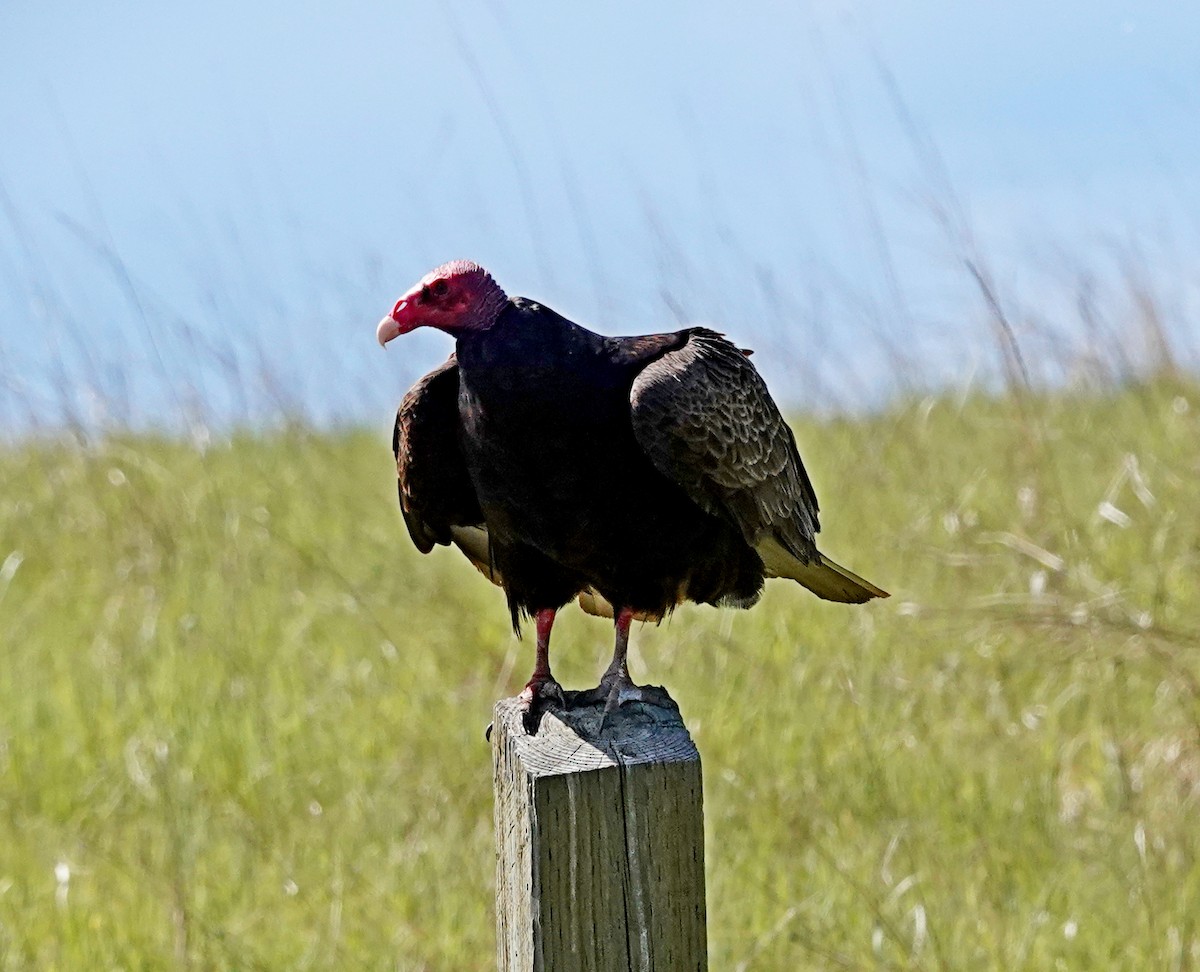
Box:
393;354;484;554
628;328;821;562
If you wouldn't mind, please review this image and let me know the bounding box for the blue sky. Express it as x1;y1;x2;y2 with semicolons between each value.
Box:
2;1;1198;429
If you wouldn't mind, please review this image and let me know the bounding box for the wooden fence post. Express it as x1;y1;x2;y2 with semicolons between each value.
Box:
492;695;707;972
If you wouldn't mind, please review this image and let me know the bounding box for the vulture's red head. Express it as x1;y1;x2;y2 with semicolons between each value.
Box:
377;261;508;346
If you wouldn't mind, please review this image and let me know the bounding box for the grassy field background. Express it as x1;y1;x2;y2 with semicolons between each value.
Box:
1;376;1198;970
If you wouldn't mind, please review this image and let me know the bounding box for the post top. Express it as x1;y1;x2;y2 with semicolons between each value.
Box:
491;695;700;779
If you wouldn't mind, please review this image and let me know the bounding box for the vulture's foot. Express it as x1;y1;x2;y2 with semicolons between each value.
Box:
518;674;566;734
570;673;673;717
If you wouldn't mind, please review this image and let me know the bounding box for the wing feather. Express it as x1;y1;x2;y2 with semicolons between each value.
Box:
393;355;491;570
629;328;821;562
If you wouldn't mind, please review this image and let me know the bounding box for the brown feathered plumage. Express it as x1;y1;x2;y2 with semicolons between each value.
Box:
380;261;886;724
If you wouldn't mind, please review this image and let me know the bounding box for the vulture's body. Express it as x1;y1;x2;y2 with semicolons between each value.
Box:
380;262;886;727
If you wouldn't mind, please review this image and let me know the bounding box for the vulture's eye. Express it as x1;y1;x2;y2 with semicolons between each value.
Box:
432;280;449;297
419;285;431;302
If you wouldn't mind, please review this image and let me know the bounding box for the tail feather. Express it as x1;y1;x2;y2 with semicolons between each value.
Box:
576;589;661;622
757;537;889;604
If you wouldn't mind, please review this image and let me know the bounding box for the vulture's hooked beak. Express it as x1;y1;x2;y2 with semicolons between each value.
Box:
377;313;402;347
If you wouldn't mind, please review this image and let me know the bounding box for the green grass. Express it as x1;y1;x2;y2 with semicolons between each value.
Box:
1;380;1198;970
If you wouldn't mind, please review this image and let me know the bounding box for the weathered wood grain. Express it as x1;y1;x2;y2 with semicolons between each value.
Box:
492;695;707;971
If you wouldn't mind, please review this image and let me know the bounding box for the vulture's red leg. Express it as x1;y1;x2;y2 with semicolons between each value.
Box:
574;607;672;715
600;606;635;685
518;608;565;732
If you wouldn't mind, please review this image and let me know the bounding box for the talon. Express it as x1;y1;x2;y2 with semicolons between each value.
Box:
485;721;494;742
573;674;674;716
518;673;565;734
518;676;565;707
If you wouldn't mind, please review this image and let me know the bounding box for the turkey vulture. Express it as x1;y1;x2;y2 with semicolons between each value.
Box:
378;261;887;730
